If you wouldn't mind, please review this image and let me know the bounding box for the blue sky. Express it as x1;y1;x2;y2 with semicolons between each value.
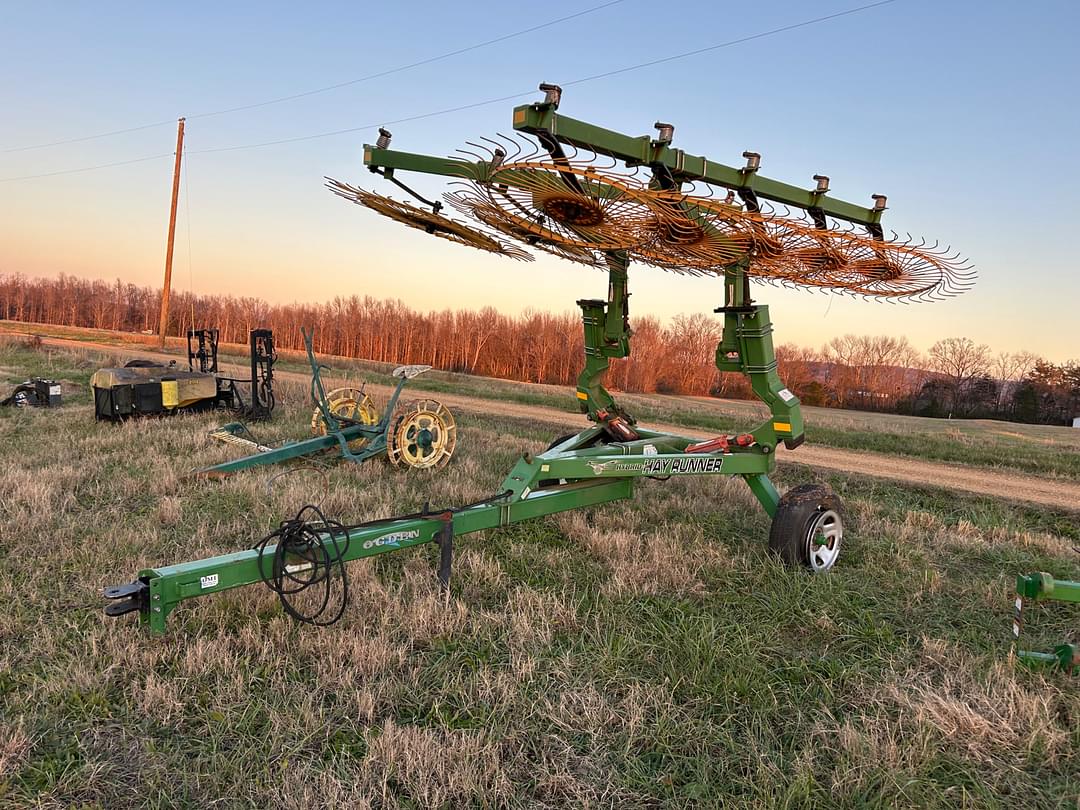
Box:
1;0;1078;361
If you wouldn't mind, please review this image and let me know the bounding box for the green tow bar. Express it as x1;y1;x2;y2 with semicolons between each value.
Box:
104;422;780;632
1013;573;1080;673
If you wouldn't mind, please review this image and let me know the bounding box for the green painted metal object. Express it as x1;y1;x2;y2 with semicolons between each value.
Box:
1013;572;1080;673
199;327;454;476
103;88;886;632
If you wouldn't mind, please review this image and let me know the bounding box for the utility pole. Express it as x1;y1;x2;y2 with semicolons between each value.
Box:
158;117;185;349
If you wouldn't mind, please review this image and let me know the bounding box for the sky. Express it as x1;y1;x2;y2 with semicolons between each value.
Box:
1;0;1078;362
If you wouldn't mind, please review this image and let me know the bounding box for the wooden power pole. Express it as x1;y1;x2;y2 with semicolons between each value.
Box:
158;117;185;348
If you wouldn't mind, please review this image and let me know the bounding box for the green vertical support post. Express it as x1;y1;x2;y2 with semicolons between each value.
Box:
743;474;780;517
576;251;633;423
715;262;804;451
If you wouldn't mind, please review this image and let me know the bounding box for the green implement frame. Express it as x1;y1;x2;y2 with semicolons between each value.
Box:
104;91;865;632
1013;573;1080;673
198;328;431;476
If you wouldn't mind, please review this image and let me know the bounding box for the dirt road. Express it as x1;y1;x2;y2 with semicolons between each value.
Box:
18;332;1080;511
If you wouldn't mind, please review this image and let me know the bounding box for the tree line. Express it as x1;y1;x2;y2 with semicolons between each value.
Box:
1;272;1076;425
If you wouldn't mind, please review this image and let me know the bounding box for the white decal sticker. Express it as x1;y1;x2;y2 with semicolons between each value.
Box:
642;457;725;476
587;459;644;475
200;574;219;589
643;444;658;456
363;529;421;550
778;388;796;403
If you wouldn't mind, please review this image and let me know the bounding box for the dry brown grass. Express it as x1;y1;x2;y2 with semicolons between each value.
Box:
1;339;1078;808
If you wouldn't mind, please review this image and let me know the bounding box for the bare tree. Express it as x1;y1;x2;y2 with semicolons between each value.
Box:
928;337;991;417
991;350;1040;410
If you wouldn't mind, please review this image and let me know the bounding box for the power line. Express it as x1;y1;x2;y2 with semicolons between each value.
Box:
562;0;897;85
185;0;627;121
0;0;899;180
0;120;179;155
0;0;626;154
189;0;898;156
0;152;174;183
190;90;536;154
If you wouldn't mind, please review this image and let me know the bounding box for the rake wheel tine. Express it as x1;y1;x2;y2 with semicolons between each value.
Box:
478;135;505;156
456;146;488;163
462;140;492;158
492;133;522;163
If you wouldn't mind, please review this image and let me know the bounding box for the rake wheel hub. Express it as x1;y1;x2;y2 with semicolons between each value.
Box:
540;195;605;227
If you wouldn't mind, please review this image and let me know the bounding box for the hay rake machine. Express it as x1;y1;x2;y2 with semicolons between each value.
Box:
198;327;456;477
104;85;973;632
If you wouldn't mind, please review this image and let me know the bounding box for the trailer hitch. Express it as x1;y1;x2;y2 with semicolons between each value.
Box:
103;577;150;618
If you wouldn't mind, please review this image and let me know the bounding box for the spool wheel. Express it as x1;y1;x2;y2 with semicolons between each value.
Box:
387;399;456;470
311;387;380;451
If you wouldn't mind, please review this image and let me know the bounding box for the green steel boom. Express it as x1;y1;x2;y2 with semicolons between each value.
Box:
364;105;885;227
511;104;885;226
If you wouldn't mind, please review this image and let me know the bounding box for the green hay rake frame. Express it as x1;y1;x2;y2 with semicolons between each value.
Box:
105;87;920;632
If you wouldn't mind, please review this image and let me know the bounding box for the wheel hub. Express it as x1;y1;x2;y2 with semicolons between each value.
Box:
806;508;842;572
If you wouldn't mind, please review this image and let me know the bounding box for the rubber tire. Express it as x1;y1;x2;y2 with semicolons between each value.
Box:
768;483;844;571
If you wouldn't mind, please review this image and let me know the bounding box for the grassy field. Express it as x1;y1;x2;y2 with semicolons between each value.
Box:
6;320;1080;480
1;336;1079;808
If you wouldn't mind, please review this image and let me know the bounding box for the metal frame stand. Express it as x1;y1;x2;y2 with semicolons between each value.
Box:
1013;573;1079;673
199;328;417;476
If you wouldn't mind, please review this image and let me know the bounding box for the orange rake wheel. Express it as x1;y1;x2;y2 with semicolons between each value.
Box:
634;192;757;275
469;160;661;252
444;187;605;268
326;178;533;261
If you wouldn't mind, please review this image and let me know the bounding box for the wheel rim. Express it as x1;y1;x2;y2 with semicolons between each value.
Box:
388;400;456;469
805;508;842;572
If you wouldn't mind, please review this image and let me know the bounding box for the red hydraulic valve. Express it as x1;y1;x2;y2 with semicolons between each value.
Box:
685;434;754;454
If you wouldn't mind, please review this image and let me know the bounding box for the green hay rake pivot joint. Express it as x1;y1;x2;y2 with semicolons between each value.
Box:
1013;573;1080;673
